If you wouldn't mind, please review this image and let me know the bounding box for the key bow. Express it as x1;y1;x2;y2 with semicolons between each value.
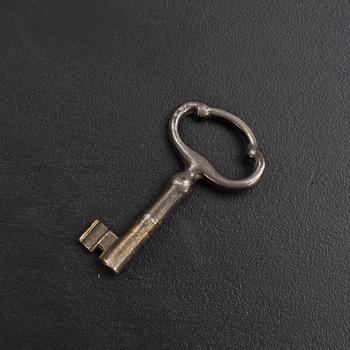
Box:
169;101;266;190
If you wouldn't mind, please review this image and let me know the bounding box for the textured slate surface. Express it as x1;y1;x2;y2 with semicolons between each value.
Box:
1;1;350;349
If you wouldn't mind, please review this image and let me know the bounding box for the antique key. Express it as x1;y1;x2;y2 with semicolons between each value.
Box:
79;101;266;272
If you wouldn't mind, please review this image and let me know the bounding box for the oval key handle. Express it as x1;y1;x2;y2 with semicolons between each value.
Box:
169;101;266;190
79;101;266;272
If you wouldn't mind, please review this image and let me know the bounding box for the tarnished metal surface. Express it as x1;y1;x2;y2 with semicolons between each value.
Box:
79;101;266;273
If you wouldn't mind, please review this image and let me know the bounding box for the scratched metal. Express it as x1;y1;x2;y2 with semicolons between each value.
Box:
79;101;266;273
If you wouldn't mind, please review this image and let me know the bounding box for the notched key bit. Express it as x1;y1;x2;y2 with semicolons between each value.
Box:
79;220;118;254
79;101;266;273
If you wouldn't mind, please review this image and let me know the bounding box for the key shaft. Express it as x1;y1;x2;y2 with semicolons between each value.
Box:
101;169;196;272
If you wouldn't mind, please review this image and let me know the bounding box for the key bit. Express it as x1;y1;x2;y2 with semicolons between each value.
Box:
79;220;118;253
79;101;266;273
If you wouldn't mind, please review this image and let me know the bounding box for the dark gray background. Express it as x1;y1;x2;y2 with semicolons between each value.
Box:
1;1;350;349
